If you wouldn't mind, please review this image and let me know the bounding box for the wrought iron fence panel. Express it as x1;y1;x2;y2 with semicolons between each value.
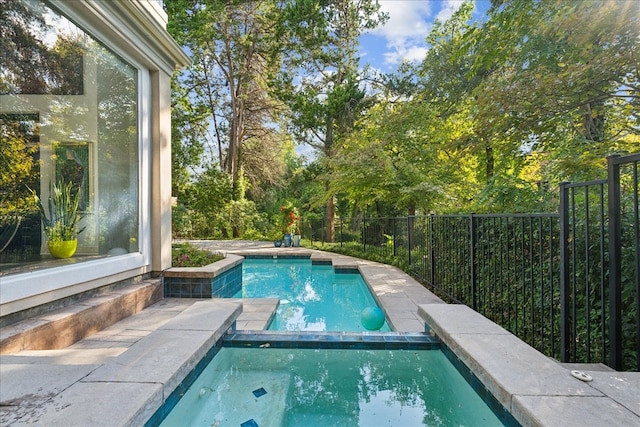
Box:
311;153;638;370
560;180;609;366
607;153;640;371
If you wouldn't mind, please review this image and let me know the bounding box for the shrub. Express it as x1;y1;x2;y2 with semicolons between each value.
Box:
171;243;223;267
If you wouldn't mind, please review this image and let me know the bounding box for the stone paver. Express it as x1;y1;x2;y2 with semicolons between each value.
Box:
0;299;242;426
10;382;163;427
417;302;640;427
512;395;640;427
0;363;102;426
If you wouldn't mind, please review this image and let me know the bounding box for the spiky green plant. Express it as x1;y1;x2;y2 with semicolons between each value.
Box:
32;181;85;242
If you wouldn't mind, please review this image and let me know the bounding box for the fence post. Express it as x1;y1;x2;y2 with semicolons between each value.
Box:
607;155;623;370
470;213;477;311
363;216;366;252
559;181;571;363
407;215;413;266
429;213;435;287
392;218;397;257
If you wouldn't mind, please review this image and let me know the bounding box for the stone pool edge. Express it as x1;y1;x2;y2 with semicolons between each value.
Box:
167;243;640;427
0;300;242;426
417;304;640;427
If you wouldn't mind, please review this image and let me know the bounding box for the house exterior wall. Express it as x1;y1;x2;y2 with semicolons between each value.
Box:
0;0;188;320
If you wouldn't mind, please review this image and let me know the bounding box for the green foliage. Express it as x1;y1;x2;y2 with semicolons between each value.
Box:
219;199;265;238
185;167;233;214
171;242;223;267
171;204;193;239
166;0;284;201
32;180;85;242
328;0;640;216
0;116;38;216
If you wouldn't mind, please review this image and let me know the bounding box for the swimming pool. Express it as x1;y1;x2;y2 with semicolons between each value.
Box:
158;346;510;426
236;257;390;332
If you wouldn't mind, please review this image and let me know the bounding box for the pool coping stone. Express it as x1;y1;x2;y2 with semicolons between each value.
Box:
418;303;640;427
0;299;242;426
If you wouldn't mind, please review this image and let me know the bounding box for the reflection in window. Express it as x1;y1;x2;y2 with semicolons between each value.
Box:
0;0;139;275
0;0;84;95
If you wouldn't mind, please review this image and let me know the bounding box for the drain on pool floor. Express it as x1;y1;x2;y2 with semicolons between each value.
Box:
252;387;267;398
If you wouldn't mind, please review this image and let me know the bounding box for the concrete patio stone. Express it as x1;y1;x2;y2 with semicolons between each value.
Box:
586;370;640;417
10;382;164;427
417;302;640;427
85;300;241;394
445;333;603;407
418;303;513;336
0;347;127;365
388;318;425;332
511;395;640;427
238;320;271;330
82;329;217;389
0;363;100;425
158;299;241;332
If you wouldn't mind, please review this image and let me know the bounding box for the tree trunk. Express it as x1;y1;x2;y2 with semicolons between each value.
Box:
324;111;336;242
583;101;605;142
325;195;335;243
485;140;494;182
408;201;416;216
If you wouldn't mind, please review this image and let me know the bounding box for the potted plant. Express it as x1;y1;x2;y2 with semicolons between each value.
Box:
32;180;85;258
267;225;283;247
280;202;300;247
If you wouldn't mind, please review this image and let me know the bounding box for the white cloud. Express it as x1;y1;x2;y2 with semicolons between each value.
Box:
368;0;470;66
368;1;434;65
371;1;432;45
436;0;465;23
383;45;428;65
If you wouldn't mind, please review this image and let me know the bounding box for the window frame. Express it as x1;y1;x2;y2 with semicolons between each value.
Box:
0;0;152;305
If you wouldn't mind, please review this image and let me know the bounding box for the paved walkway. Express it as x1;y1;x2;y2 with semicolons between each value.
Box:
1;240;638;426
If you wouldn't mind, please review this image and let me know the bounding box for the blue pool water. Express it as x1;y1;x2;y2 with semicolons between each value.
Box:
235;258;390;332
158;347;508;427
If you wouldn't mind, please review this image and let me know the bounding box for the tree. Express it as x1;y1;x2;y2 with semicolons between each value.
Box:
166;0;283;201
0;116;37;217
471;0;640;183
170;77;206;198
271;0;387;241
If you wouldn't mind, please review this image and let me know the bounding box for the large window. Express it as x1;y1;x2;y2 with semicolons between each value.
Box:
0;0;139;274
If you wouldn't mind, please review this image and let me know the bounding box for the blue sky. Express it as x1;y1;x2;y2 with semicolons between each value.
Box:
360;0;492;73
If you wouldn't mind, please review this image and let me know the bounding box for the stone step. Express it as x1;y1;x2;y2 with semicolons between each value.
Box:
0;279;162;354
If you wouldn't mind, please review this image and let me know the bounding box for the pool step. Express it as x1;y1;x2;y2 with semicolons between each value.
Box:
223;330;440;350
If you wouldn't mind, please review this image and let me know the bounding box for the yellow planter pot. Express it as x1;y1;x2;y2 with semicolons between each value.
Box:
48;239;78;259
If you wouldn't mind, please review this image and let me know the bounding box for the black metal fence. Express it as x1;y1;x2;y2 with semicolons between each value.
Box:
303;153;640;371
559;179;609;367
